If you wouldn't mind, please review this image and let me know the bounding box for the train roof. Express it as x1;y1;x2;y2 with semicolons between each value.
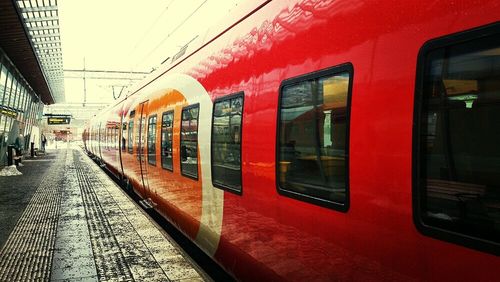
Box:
109;1;271;109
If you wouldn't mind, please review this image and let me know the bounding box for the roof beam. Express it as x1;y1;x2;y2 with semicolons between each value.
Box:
20;6;58;13
39;57;62;60
64;69;150;75
64;76;145;81
23;16;59;23
35;45;61;51
30;32;60;38
28;25;60;31
34;41;61;46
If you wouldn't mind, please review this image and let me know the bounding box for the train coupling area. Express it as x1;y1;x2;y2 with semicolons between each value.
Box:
0;145;208;281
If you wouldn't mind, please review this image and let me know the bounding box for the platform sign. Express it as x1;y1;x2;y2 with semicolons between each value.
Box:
0;106;17;118
48;116;71;125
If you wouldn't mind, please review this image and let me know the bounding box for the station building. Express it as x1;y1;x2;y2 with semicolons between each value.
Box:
0;0;64;164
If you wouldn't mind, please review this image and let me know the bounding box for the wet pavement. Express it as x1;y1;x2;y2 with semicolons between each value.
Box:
0;145;207;281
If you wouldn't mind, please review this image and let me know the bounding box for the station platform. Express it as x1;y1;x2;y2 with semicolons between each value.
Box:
0;144;207;281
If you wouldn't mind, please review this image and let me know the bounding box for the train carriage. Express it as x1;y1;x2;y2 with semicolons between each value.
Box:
83;0;500;280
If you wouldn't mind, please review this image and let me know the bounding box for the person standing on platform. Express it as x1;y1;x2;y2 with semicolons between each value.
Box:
14;131;25;166
41;134;47;151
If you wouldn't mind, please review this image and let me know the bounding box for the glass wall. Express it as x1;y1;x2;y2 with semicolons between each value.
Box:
0;48;44;165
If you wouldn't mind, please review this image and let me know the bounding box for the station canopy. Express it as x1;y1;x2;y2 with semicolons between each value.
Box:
0;0;65;104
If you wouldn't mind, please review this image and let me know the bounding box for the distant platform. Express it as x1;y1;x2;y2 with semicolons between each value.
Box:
0;145;207;281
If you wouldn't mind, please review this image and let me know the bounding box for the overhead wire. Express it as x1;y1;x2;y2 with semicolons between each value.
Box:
125;0;177;96
131;0;208;72
128;0;177;61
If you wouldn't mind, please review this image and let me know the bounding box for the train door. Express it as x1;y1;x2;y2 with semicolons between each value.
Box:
98;122;103;160
88;127;91;153
137;101;151;198
118;110;125;179
92;127;96;154
93;126;97;155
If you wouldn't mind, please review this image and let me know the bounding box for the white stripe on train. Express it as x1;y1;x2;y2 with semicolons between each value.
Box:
146;73;224;256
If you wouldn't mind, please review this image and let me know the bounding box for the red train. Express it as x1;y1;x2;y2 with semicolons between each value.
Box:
83;0;500;280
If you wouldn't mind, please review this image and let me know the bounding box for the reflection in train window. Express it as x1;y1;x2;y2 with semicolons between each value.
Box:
278;64;352;211
416;25;500;250
105;128;109;150
136;117;145;161
147;115;157;166
211;93;244;193
128;120;133;154
121;122;127;151
161;111;174;171
180;104;199;179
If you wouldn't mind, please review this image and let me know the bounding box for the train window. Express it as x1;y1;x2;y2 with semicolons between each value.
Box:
277;64;352;211
147;115;157;166
100;127;104;149
414;23;500;254
211;92;244;194
128;120;133;154
121;122;126;151
115;127;118;150
180;104;199;179
161;111;174;171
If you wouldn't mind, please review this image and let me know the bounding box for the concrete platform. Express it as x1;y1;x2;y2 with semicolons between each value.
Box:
0;145;208;281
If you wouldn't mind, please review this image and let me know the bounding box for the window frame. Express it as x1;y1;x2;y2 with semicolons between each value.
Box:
276;63;353;212
161;110;174;172
127;120;134;154
180;103;200;180
147;114;157;166
210;91;245;195
413;22;500;255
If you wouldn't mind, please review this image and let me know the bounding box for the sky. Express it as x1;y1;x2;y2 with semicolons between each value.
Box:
57;0;242;105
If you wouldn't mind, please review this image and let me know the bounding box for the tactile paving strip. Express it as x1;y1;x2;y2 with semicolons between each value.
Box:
0;150;67;281
74;152;136;281
72;149;205;281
